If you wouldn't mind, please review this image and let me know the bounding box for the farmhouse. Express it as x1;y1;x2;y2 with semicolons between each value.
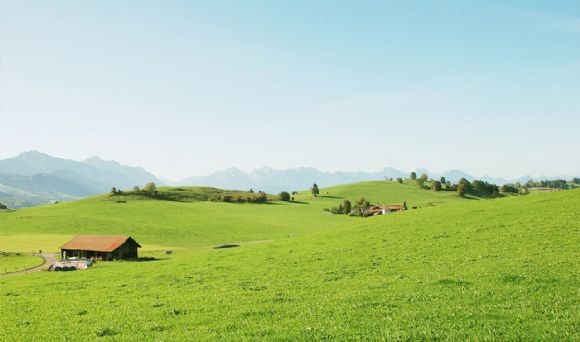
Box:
61;235;141;260
380;205;404;214
366;204;405;216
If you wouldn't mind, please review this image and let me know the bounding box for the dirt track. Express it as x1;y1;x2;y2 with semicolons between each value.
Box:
0;253;57;277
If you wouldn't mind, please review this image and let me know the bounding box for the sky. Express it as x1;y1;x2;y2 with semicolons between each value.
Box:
0;1;579;180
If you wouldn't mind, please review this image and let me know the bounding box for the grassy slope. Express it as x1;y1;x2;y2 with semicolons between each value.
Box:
0;254;44;274
0;185;577;340
0;181;465;251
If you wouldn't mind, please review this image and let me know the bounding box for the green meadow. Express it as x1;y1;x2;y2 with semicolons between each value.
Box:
0;181;578;340
0;254;43;275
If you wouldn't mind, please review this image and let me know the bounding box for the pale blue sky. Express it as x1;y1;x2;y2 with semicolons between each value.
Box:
1;1;579;180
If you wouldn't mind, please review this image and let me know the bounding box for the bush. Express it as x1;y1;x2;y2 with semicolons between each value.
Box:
432;181;442;192
501;184;518;193
343;199;352;215
278;191;291;201
256;192;268;203
144;182;157;194
396;178;403;184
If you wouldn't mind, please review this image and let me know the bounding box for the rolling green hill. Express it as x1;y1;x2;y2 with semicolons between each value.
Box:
0;182;578;340
0;181;466;251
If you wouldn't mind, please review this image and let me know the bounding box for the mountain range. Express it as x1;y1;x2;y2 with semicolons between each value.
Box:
0;151;162;208
0;151;575;208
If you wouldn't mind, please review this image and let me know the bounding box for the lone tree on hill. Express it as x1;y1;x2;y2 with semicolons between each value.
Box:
410;172;417;180
144;182;157;194
343;199;352;215
279;191;291;201
311;183;319;197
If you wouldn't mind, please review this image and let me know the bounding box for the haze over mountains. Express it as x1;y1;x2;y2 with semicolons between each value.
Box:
0;151;574;208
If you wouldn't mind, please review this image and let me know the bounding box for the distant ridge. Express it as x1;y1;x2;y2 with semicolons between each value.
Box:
1;151;575;208
0;151;162;208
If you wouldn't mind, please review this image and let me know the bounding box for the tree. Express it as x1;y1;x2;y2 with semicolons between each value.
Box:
440;177;446;185
133;186;140;192
491;189;499;198
402;201;407;210
458;183;466;197
432;181;442;192
279;191;291;201
573;178;580;185
396;178;403;184
311;183;319;197
144;182;157;194
249;189;254;193
520;186;530;195
420;173;428;182
257;192;268;203
111;187;117;194
446;181;452;190
417;178;425;189
343;199;352;215
0;202;7;210
410;172;417;180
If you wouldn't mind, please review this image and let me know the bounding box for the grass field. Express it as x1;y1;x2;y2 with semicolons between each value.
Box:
0;182;578;340
0;181;466;250
0;254;44;274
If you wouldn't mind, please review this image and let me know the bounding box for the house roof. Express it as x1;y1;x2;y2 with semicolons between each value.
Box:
380;205;404;210
61;235;141;252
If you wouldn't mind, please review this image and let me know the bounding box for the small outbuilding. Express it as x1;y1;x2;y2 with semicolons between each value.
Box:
61;235;141;260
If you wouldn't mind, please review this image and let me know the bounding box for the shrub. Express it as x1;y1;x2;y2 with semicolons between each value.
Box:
343;199;352;215
311;184;319;197
432;181;442;192
256;192;268;203
278;191;291;201
144;182;157;194
396;178;403;184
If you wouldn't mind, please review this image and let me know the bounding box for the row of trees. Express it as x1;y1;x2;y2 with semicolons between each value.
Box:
111;182;157;196
209;192;268;203
407;173;503;198
326;198;357;216
525;179;571;189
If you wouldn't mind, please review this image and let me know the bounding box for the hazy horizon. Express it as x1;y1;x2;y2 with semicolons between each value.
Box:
1;150;576;183
1;1;579;180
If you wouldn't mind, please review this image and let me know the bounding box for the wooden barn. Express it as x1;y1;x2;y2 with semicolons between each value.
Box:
61;235;141;260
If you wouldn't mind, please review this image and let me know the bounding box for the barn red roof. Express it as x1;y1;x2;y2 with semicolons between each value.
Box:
61;235;141;252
